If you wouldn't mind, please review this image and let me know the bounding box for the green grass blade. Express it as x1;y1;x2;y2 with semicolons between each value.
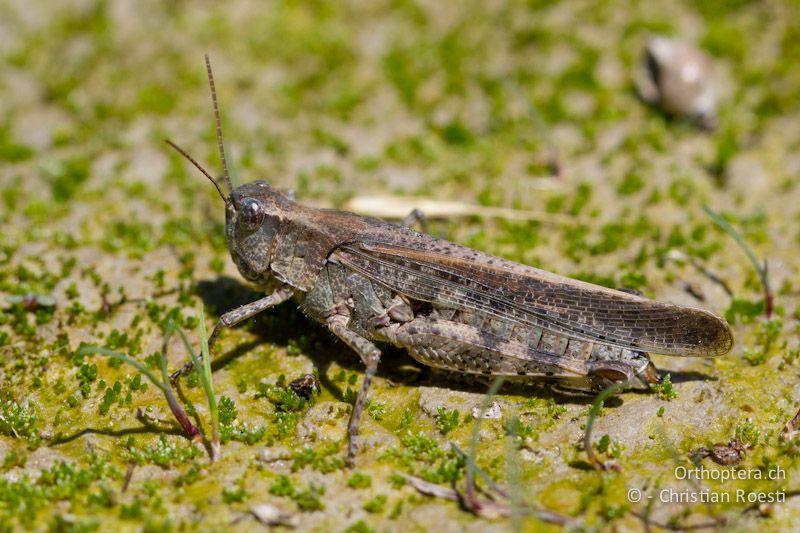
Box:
467;377;506;492
159;321;177;387
703;206;763;279
198;306;214;397
704;205;772;317
583;381;628;470
176;307;220;460
77;345;167;394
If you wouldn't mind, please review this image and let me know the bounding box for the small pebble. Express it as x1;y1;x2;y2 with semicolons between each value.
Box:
472;401;502;420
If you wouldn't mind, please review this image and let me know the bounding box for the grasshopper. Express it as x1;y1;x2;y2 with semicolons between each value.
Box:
168;56;733;464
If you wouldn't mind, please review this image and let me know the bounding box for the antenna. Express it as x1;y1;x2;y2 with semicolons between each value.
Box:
205;53;234;195
165;140;229;204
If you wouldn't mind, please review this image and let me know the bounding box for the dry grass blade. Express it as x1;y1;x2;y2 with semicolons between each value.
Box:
343;195;582;225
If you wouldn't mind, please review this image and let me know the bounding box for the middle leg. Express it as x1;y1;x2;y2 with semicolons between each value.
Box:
324;311;382;466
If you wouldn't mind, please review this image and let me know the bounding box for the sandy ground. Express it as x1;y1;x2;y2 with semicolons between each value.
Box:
1;0;799;530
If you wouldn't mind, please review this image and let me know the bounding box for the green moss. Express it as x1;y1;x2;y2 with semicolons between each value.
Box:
40;158;91;203
650;374;677;401
0;456;118;529
616;171;645;196
222;484;248;504
100;220;158;259
742;318;783;366
122;434;201;469
504;416;538;448
218;396;237;425
595;434;624;460
344;520;376;533
98;381;123;415
0;128;33;163
0;399;36;438
366;400;386;420
726;297;765;324
269;474;294;497
269;474;326;512
362;494;387;513
434;407;460;435
293;483;326;512
291;442;344;473
386;431;465;484
347;472;372;489
734;418;761;448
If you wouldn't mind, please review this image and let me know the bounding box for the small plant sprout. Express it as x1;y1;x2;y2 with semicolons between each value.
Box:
704;205;773;318
0;399;36;439
77;323;200;440
434;407;459;435
177;307;220;461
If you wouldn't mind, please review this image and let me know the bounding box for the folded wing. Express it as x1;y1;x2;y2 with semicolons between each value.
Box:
332;236;733;357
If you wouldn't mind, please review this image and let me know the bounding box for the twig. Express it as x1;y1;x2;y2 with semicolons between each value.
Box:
790;411;800;433
704;205;772;318
122;463;135;492
400;473;578;526
452;480;508;520
159;324;201;440
667;249;734;298
399;473;459;501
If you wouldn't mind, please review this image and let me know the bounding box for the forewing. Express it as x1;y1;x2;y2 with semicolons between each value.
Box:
332;239;733;357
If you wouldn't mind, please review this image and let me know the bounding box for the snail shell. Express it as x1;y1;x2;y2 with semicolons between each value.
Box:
636;36;718;130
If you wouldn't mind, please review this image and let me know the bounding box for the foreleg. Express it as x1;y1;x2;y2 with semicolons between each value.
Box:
171;284;295;381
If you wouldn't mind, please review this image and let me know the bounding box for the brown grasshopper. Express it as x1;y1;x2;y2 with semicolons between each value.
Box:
168;56;733;464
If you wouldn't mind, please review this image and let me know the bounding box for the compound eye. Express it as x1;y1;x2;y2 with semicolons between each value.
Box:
239;197;266;231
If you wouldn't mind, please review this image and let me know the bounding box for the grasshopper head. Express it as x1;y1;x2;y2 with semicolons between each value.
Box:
167;56;292;288
225;180;287;286
165;136;286;286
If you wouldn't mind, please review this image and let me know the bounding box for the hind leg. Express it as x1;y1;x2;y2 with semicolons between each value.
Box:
378;317;595;386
